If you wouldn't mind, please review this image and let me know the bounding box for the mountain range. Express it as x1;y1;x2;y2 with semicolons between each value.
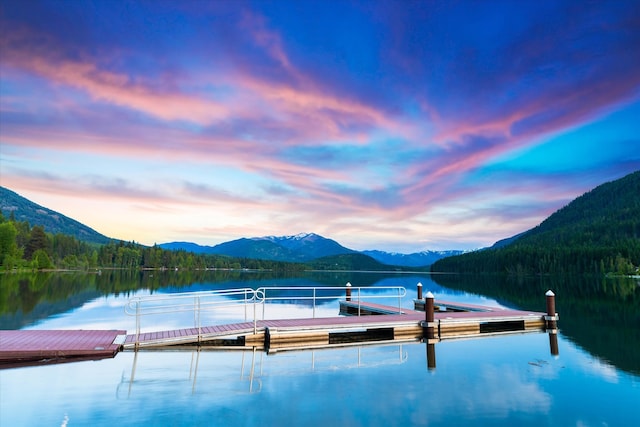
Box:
158;233;463;267
6;170;637;271
0;186;461;267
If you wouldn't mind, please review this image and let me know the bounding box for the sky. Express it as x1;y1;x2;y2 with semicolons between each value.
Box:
1;0;639;253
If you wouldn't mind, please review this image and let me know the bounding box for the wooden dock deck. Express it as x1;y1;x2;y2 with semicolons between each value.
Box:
122;299;549;353
0;329;126;368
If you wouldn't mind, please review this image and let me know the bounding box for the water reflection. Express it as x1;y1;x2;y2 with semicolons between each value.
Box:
2;270;638;377
430;273;640;375
121;343;411;398
2;321;639;426
119;330;559;398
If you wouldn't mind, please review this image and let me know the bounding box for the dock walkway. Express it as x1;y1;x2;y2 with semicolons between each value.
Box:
0;329;126;368
122;300;548;353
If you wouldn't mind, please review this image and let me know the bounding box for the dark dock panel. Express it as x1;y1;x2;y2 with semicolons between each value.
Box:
0;329;126;368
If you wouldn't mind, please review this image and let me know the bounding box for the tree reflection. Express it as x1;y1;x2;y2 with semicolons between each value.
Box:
430;273;640;375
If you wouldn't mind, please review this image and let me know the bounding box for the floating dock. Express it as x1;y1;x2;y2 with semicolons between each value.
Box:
121;299;551;353
1;287;559;366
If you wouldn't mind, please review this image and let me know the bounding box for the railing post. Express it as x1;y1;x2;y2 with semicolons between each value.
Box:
313;288;316;319
253;289;257;334
417;282;423;300
346;282;352;301
196;296;201;341
135;301;140;348
425;291;435;340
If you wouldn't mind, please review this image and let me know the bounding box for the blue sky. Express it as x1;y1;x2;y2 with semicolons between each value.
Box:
1;0;639;252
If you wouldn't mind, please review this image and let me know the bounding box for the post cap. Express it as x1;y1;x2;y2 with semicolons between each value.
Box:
425;291;434;299
346;282;351;287
417;282;423;287
545;290;555;297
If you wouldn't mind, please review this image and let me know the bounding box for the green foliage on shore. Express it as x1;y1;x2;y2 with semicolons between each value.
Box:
0;212;305;272
431;171;640;276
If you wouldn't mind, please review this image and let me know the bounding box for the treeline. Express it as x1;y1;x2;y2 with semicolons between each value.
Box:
431;243;639;276
0;213;305;272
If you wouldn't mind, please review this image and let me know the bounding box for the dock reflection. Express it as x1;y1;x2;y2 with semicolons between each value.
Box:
119;329;560;398
423;330;559;370
119;343;409;398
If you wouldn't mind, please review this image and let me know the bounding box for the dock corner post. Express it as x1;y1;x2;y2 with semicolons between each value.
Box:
346;282;352;302
545;290;559;356
425;291;435;340
545;290;558;331
417;282;423;300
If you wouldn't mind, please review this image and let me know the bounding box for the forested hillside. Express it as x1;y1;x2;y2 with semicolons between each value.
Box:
431;171;640;275
0;187;110;244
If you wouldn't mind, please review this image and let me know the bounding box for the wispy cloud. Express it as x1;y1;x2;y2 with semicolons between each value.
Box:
1;0;639;251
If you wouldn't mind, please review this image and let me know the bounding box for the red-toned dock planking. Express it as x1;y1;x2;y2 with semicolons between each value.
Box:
0;329;126;368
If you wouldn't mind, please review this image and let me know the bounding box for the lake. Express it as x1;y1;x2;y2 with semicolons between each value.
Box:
1;270;639;426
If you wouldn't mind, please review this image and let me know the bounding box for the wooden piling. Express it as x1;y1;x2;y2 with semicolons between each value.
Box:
425;291;435;340
346;282;352;302
417;282;423;300
545;290;557;330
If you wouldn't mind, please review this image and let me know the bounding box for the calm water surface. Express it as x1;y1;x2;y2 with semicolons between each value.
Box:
1;271;639;426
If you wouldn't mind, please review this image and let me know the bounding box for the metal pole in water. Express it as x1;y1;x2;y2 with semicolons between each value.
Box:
197;297;202;341
253;290;258;334
135;301;140;348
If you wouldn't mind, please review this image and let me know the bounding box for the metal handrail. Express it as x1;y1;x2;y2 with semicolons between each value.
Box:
256;286;407;318
124;288;258;345
124;285;408;347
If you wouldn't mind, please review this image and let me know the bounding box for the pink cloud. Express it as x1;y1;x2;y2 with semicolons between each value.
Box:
1;23;414;153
